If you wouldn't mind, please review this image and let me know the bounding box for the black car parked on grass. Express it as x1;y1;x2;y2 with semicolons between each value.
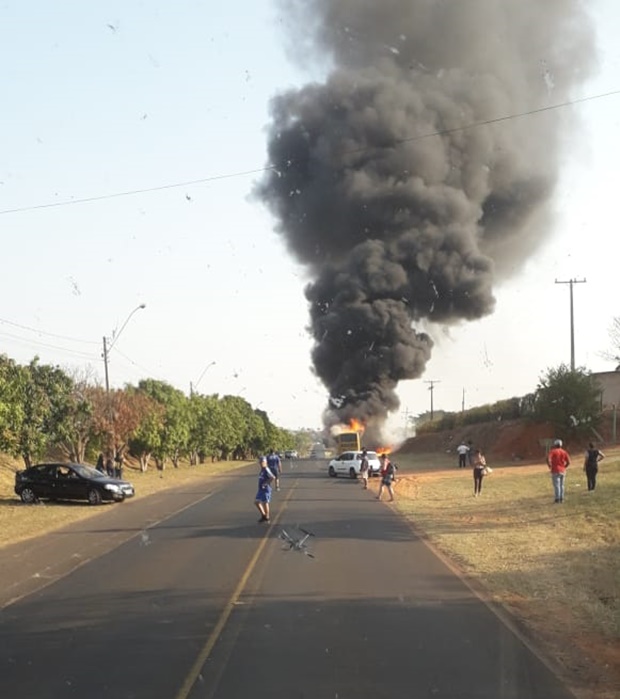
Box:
14;462;135;505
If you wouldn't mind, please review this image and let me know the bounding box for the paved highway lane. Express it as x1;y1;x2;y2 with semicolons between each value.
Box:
0;461;575;699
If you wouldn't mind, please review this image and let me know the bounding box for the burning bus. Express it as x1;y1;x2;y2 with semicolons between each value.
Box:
333;419;364;455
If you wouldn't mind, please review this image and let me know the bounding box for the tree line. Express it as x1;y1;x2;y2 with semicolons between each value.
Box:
415;365;603;437
0;354;298;470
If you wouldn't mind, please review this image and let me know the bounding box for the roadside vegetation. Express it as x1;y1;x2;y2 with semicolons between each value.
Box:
415;364;602;440
0;353;311;471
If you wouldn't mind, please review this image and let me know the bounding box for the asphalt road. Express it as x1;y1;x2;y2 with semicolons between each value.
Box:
0;460;575;699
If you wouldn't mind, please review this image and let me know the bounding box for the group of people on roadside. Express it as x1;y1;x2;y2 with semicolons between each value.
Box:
456;438;606;503
95;450;126;479
254;448;282;523
546;439;605;503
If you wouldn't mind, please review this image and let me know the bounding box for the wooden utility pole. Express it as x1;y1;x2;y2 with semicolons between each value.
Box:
424;380;440;420
555;278;586;370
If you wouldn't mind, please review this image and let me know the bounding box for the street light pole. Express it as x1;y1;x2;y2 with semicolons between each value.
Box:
102;303;146;391
103;336;110;393
191;360;216;396
102;304;146;452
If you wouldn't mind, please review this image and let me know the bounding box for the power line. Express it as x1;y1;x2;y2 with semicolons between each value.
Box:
0;316;99;344
0;167;273;216
0;330;100;360
111;346;168;384
1;88;618;217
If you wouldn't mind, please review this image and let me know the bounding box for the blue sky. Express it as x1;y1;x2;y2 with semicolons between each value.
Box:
1;1;619;434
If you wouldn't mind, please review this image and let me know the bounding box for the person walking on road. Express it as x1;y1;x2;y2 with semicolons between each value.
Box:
377;453;397;502
266;448;282;491
547;439;571;503
583;442;605;492
456;441;470;469
471;448;487;497
255;456;275;523
359;448;370;490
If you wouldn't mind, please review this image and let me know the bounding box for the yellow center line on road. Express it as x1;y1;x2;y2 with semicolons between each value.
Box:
173;480;298;699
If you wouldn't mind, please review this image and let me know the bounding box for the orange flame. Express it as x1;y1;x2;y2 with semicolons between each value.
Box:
348;418;365;433
375;446;392;456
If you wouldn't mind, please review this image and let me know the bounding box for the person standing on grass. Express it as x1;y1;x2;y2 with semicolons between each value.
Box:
359;448;370;490
266;448;282;491
583;442;605;492
547;439;571;503
377;453;397;502
472;448;487;497
255;456;275;523
114;449;125;479
456;441;470;469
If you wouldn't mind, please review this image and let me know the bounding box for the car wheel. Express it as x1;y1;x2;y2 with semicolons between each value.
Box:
87;488;103;506
328;465;336;478
349;467;357;479
20;487;37;504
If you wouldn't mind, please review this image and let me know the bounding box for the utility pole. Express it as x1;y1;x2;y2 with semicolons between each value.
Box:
461;387;465;413
555;278;586;370
102;336;110;393
424;380;440;421
101;304;146;452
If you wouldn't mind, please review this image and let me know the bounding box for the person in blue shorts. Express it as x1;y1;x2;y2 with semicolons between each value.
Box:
255;456;275;523
266;448;282;491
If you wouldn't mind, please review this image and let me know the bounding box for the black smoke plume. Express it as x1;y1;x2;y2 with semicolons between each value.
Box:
257;0;595;440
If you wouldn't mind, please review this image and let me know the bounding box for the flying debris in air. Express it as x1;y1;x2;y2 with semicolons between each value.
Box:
279;527;315;558
67;276;81;296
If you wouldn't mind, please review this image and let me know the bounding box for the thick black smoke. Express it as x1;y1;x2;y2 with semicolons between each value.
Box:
257;0;595;439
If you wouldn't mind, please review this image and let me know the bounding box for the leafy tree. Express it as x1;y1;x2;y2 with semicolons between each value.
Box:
127;398;165;472
0;355;26;458
0;358;74;467
53;368;95;463
217;395;248;460
533;364;602;436
137;379;190;468
187;394;225;464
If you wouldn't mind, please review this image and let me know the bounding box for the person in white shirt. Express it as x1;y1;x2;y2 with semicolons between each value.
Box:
456;441;470;469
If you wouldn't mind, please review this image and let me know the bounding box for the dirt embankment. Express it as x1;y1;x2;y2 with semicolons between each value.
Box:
397;418;606;462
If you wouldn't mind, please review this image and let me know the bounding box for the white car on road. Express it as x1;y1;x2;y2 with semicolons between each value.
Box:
327;451;381;479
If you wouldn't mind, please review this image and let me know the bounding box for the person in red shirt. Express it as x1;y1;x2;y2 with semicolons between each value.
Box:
376;453;397;502
547;439;571;503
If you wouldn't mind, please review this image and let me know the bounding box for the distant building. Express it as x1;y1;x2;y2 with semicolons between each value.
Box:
592;370;620;409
